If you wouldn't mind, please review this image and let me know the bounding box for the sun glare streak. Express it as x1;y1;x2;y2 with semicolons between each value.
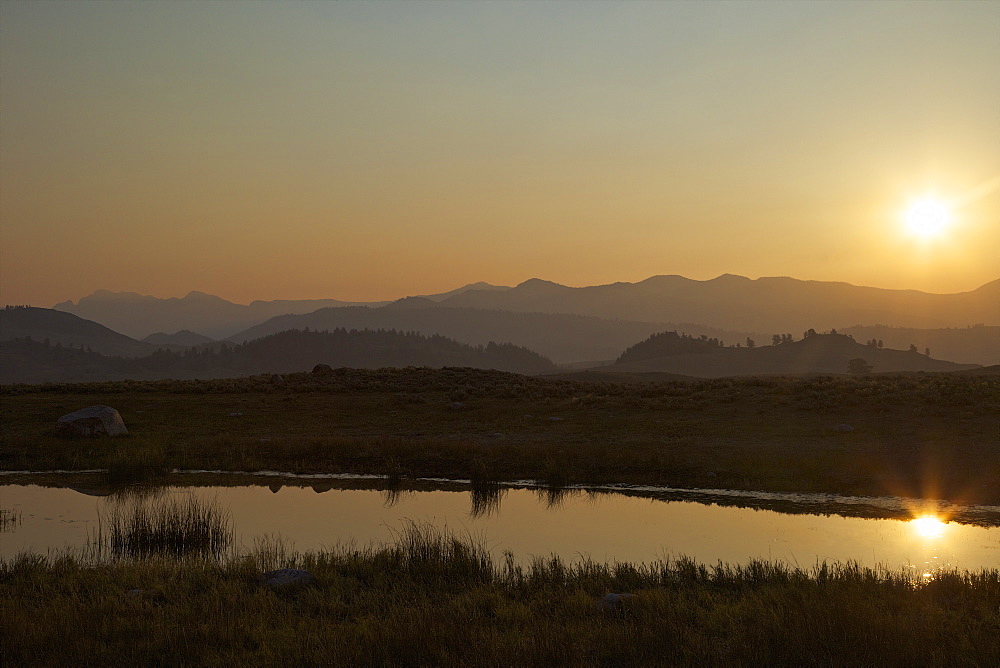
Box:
910;515;948;540
953;173;1000;207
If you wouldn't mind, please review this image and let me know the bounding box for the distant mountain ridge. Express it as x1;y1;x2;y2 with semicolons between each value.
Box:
52;283;511;340
52;290;377;340
44;275;1000;364
436;275;1000;333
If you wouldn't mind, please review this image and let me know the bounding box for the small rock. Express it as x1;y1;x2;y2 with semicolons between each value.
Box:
263;568;317;590
312;364;333;374
548;417;564;422
597;592;636;612
833;424;854;433
523;414;533;419
487;432;504;438
449;402;466;411
707;471;717;478
228;412;243;417
55;406;128;438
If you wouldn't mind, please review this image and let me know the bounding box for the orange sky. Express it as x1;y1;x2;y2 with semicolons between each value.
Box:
2;1;998;307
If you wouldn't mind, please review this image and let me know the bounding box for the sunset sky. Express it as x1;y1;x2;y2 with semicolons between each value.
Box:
2;1;998;307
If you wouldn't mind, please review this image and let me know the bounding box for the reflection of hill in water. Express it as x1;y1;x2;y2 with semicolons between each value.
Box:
25;472;998;528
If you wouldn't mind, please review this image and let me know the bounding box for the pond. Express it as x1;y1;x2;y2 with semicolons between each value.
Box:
2;472;998;576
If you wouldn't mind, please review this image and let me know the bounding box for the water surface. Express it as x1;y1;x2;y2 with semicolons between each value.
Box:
3;475;997;575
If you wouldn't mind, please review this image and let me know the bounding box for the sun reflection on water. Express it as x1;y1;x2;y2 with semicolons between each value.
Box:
910;515;948;540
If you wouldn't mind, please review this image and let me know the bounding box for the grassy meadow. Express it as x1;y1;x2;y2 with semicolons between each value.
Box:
3;368;1000;664
2;367;998;503
2;524;999;666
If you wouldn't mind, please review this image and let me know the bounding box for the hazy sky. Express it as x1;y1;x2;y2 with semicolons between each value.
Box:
2;1;998;306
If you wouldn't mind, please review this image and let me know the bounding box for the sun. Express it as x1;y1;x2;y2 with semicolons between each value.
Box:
902;196;953;240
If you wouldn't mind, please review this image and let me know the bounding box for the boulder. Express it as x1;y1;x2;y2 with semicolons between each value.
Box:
270;374;285;386
449;401;466;411
55;406;128;438
263;568;317;590
833;424;855;433
312;364;333;374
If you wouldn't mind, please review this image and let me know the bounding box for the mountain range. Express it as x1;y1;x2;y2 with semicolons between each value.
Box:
433;275;1000;333
52;282;509;340
52;275;1000;345
0;305;985;383
3;273;996;381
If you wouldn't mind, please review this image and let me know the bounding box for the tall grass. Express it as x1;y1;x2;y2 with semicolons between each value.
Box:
90;493;232;558
2;524;998;665
103;443;168;485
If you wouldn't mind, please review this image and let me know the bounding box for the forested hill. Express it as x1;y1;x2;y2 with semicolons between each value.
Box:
611;331;980;377
0;328;556;384
616;331;728;364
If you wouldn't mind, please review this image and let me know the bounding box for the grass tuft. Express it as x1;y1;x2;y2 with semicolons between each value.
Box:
90;494;233;559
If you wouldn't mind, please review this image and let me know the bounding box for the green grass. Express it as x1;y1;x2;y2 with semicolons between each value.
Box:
2;524;997;666
2;367;999;503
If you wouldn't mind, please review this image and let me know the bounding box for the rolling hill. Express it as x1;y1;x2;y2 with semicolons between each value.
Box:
0;306;162;358
608;332;980;377
0;328;556;384
230;305;757;365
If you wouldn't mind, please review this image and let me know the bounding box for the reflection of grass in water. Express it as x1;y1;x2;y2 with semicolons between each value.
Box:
92;494;232;559
0;508;21;532
469;483;506;518
108;484;170;502
4;524;999;665
535;486;581;509
381;486;411;508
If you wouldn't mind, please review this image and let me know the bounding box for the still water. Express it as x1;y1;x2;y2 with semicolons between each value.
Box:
2;475;998;575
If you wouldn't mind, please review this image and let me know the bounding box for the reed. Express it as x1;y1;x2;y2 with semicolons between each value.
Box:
91;493;233;558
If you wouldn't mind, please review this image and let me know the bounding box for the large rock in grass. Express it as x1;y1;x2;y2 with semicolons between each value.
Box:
55;406;128;438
